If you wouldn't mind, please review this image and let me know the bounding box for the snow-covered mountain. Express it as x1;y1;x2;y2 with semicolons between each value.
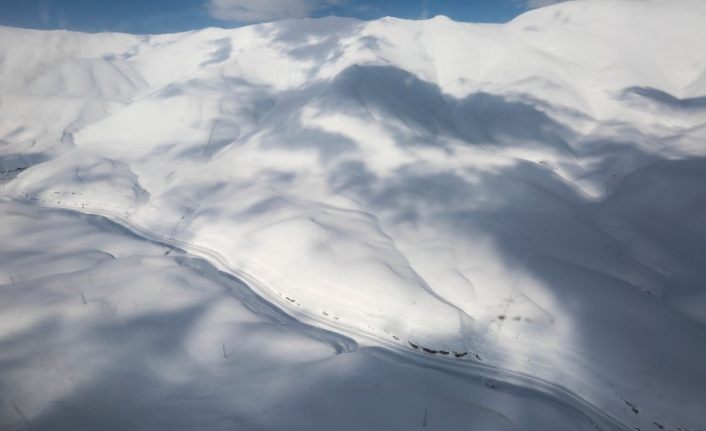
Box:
2;1;706;429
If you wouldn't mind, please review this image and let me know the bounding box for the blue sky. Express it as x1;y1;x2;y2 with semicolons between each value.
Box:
0;0;564;34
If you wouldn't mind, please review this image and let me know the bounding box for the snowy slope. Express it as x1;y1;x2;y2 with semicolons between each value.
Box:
2;198;611;430
2;1;706;429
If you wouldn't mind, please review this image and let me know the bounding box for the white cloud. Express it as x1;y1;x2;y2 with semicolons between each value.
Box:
37;1;69;28
524;0;637;10
39;2;52;24
524;0;570;9
207;0;341;23
420;0;431;19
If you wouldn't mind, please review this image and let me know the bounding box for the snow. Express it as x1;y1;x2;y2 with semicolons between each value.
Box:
2;1;706;429
0;198;616;430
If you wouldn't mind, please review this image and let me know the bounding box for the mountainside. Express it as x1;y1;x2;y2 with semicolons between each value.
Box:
2;1;706;429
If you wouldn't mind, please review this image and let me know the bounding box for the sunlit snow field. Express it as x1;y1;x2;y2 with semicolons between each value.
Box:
1;1;706;430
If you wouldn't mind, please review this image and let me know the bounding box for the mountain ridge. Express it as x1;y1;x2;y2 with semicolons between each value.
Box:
2;1;706;429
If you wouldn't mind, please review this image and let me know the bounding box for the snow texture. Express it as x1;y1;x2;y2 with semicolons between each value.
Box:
1;1;706;430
